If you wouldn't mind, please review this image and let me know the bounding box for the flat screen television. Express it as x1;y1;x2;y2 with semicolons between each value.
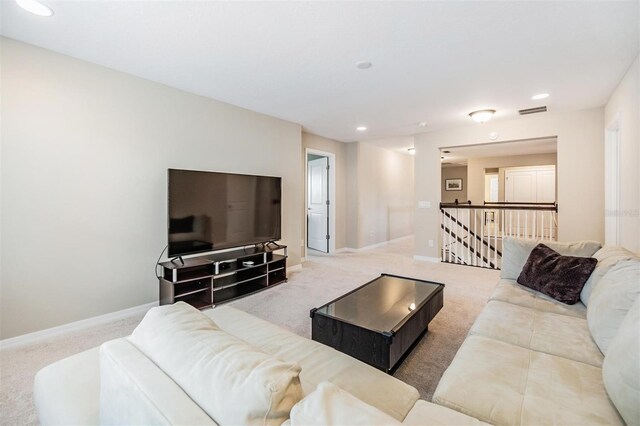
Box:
167;169;281;257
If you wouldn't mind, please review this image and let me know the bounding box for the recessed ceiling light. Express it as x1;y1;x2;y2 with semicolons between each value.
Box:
418;122;428;127
356;126;367;131
16;0;54;16
356;61;372;70
469;109;496;123
532;93;549;100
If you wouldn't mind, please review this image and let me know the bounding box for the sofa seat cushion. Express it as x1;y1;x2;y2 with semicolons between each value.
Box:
489;279;587;318
602;298;640;425
581;246;640;305
432;335;623;426
205;306;420;422
289;381;402;425
501;238;601;281
402;400;489;426
587;259;640;354
470;300;603;367
130;302;303;426
34;347;100;426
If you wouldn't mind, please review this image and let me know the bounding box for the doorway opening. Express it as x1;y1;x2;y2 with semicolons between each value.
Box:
305;149;336;256
605;115;621;246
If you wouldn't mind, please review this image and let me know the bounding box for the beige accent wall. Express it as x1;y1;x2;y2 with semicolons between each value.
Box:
415;108;604;259
348;142;415;248
466;153;557;204
1;38;303;339
605;55;639;252
301;132;348;251
441;166;468;203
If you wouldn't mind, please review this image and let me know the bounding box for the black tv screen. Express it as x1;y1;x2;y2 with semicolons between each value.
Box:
168;169;281;257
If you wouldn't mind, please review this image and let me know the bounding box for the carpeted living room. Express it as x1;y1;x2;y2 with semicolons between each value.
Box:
1;1;639;426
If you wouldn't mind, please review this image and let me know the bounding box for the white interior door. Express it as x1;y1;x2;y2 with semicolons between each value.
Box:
307;157;329;252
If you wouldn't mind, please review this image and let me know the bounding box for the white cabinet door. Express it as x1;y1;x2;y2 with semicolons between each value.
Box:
505;166;556;203
307;157;329;252
505;171;537;202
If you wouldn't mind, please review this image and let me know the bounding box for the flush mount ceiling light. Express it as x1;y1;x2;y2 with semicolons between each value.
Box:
532;93;550;100
417;122;428;128
356;61;372;70
356;126;367;131
469;109;496;123
16;0;54;16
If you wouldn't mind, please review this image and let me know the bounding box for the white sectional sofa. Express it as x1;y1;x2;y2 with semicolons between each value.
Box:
34;302;484;425
433;238;640;426
34;238;640;425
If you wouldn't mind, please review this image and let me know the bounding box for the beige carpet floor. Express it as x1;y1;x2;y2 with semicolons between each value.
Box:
0;237;498;425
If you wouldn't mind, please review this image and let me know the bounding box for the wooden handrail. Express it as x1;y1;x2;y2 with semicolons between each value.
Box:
440;203;557;212
483;201;556;206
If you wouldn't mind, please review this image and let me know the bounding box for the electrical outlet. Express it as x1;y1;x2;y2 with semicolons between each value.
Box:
428;240;434;248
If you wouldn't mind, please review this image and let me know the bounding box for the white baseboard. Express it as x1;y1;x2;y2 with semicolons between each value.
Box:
0;301;158;350
337;235;413;253
287;264;303;274
413;255;441;263
335;247;356;253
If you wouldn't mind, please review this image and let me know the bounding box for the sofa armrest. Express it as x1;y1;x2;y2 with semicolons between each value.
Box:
34;347;101;426
100;338;216;425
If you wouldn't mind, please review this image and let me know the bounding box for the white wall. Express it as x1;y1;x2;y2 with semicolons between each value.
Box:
301;133;348;251
349;142;415;248
415;108;604;258
1;38;302;339
605;55;639;252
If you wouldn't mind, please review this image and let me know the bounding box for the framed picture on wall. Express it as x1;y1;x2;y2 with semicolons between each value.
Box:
445;178;463;191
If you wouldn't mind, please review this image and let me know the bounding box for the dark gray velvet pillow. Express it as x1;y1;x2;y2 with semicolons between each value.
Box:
517;243;597;305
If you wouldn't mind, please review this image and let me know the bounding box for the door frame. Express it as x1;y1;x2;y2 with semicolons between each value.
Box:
604;113;621;246
305;148;336;258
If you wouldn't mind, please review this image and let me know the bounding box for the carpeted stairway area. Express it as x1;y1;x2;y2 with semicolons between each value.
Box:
0;237;498;425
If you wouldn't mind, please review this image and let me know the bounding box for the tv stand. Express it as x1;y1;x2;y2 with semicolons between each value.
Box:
158;245;288;310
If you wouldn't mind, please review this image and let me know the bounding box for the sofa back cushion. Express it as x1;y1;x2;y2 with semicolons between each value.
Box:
581;246;639;306
501;238;601;280
130;302;304;426
289;382;401;426
587;259;640;354
602;297;640;425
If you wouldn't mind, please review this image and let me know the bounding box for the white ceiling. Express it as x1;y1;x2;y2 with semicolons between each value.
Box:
1;1;638;143
441;137;558;167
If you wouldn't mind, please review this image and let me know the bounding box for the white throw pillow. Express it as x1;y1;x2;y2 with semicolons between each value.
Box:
500;238;601;280
290;382;402;426
580;246;639;306
130;302;304;426
587;260;640;354
602;297;640;426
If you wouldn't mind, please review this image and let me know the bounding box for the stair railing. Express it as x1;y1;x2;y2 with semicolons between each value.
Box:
440;202;558;269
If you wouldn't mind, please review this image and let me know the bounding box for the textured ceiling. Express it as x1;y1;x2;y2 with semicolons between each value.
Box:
2;1;638;143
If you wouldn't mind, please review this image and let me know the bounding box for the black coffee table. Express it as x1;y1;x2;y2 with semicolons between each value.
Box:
310;273;444;373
